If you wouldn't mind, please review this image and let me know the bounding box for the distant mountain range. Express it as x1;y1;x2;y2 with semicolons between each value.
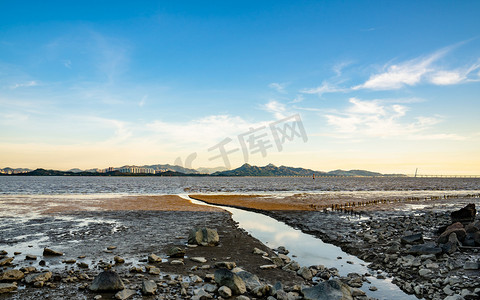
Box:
1;164;405;177
213;163;404;177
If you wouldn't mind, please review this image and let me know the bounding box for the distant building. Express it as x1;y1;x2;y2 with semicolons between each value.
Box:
118;166;155;174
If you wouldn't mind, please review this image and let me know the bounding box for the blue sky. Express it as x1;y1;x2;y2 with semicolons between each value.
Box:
1;1;479;174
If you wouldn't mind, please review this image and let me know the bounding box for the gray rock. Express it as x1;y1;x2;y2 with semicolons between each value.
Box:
253;248;268;256
190;257;207;263
407;244;442;255
443;295;464;300
188;227;220;246
297;266;313;280
214;261;236;269
252;284;272;297
114;256;125;264
236;271;261;291
25;271;52;284
142;279;157;295
89;271;125;292
214;268;246;295
419;268;433;278
218;286;232;297
401;233;424;245
167;246;185;258
235;296;250;300
43;247;63;256
464;261;479;270
282;261;301;272
0;257;13;266
302;279;353;300
0;283;17;294
438;223;466;243
147;253;162;263
115;289;136;300
0;269;24;281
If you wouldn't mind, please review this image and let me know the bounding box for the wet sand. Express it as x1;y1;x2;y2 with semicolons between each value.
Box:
0;195;304;299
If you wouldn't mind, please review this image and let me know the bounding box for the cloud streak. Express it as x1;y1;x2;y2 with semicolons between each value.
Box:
354;45;480;90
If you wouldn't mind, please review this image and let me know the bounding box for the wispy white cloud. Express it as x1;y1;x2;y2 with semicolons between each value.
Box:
289;94;304;104
262;100;287;119
353;44;480;90
324;98;465;140
63;59;72;69
333;61;353;77
138;95;147;107
268;82;288;93
10;81;38;89
301;81;346;97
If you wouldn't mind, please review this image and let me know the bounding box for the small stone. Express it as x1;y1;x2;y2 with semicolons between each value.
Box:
253;248;268;256
190;257;207;263
170;260;184;265
214;268;247;295
0;269;24;281
142;279;157;295
369;286;378;291
0;283;17;294
63;259;76;264
115;289;136;300
107;246;117;250
0;257;13;266
89;271;124;292
188;227;220;246
43;248;63;256
260;264;277;269
34;281;44;288
25;254;37;260
25;272;52;284
167;246;185;258
401;233;424;245
77;262;89;268
149;267;160;275
148;253;162;263
215;261;236;269
218;286;232;298
297;266;313;280
94;295;102;300
114;256;125;264
464;261;479;270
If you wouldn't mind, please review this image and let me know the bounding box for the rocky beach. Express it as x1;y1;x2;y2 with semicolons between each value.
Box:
1;189;479;299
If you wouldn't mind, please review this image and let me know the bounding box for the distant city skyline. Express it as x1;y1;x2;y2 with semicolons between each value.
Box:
1;1;480;175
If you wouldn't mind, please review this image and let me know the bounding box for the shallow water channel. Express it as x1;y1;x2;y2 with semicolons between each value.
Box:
181;194;417;300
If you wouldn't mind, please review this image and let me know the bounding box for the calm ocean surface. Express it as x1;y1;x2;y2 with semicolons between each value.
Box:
0;176;479;195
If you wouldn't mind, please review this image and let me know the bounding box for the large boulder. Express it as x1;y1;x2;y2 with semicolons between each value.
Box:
437;222;466;244
214;268;246;295
188;228;219;246
89;271;124;292
302;279;353;300
451;203;476;224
